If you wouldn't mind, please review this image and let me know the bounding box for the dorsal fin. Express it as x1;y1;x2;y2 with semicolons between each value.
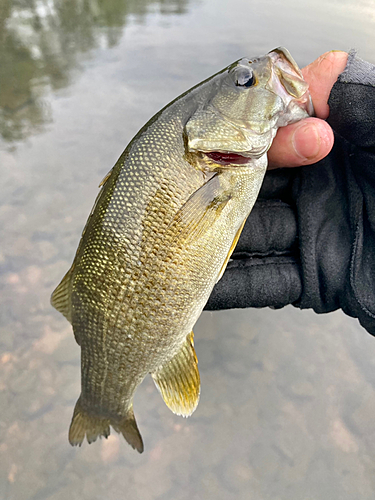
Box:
98;167;114;188
152;331;200;417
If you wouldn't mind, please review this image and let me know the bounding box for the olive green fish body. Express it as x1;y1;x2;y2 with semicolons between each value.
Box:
52;48;313;452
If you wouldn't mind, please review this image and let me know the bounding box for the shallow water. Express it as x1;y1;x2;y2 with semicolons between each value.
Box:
1;1;375;499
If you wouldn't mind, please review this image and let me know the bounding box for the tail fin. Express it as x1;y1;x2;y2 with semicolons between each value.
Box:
68;396;144;453
69;396;110;446
112;407;144;453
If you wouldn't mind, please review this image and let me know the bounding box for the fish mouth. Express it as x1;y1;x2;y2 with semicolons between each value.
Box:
268;47;302;77
267;47;314;116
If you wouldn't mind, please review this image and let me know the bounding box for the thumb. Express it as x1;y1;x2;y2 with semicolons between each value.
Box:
268;117;334;169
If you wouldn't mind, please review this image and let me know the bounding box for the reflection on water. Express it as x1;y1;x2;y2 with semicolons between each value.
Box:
0;0;190;145
1;0;375;499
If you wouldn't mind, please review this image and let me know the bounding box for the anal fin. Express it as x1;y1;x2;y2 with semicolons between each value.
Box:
152;331;200;417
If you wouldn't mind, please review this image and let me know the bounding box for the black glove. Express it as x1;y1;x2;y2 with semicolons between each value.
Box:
205;51;375;336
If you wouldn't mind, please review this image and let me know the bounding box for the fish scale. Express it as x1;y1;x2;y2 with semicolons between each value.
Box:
73;112;205;414
51;47;313;452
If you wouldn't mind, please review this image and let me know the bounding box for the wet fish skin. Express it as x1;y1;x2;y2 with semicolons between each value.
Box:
51;47;313;453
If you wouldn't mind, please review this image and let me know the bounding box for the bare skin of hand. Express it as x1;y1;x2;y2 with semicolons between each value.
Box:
268;51;348;169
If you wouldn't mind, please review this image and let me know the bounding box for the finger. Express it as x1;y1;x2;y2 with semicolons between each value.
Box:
302;51;348;119
205;257;302;310
235;200;297;254
268;117;334;169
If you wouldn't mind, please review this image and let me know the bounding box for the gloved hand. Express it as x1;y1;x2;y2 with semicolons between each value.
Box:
205;51;375;336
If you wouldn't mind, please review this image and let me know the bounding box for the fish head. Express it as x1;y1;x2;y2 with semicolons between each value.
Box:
185;47;314;168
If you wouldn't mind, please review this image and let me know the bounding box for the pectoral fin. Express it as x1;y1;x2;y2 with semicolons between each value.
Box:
169;173;231;246
216;218;246;283
152;332;200;417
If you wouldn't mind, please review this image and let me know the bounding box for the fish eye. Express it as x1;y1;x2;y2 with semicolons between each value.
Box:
235;67;256;88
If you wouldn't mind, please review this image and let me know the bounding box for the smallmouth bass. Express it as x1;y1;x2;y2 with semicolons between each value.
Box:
51;47;313;453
